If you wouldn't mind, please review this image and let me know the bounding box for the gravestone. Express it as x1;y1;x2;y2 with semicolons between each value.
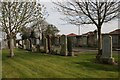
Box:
22;40;26;49
18;40;22;48
36;39;40;45
16;43;18;48
55;37;60;46
67;36;74;56
32;44;36;52
101;35;114;64
26;39;30;50
44;37;48;53
47;35;52;53
19;40;22;45
60;35;68;56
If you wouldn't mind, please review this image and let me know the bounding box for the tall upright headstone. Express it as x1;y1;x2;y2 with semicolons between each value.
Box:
26;39;30;50
16;43;18;48
22;40;26;49
60;35;68;56
31;44;36;52
44;37;48;53
67;36;74;56
101;35;114;64
47;35;52;53
31;38;37;52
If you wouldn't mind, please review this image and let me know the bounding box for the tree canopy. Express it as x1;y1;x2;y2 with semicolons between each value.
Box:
0;2;44;57
54;0;119;60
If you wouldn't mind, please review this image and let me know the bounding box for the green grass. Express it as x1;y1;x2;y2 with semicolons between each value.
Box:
2;48;119;78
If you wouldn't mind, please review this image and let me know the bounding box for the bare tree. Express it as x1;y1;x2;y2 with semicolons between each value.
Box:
0;2;43;57
54;0;119;60
30;4;49;51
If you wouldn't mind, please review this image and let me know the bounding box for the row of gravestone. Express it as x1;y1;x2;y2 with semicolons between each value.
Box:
43;35;74;56
19;34;116;64
60;34;115;64
60;35;74;56
19;39;38;52
18;35;74;56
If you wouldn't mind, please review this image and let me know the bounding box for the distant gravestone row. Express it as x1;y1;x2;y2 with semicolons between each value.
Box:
60;35;74;56
60;35;68;56
17;34;116;64
18;34;74;56
42;35;74;56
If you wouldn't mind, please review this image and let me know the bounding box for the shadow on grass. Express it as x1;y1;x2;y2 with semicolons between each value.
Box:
74;60;118;72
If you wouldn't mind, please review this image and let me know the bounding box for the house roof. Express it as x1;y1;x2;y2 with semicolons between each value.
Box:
83;31;94;36
67;33;77;36
109;29;120;35
87;32;94;35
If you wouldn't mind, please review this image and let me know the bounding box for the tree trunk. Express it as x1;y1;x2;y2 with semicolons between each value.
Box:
9;38;14;57
7;40;10;49
96;27;102;60
14;38;16;48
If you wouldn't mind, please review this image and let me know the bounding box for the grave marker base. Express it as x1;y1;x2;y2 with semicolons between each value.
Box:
68;52;74;56
100;57;115;64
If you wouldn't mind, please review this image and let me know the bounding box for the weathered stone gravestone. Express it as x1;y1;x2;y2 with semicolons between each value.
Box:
44;37;48;53
54;37;60;46
67;36;74;56
22;40;26;49
36;39;40;45
16;43;18;48
31;44;36;52
26;39;30;50
60;35;68;56
18;40;22;48
47;35;52;54
100;35;115;64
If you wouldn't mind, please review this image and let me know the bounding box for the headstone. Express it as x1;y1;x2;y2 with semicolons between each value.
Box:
44;37;48;53
36;44;40;52
36;39;39;45
47;35;52;53
101;35;114;64
16;43;18;48
54;37;59;46
19;40;22;45
32;44;36;52
26;39;30;50
22;40;26;49
60;35;68;56
67;36;74;56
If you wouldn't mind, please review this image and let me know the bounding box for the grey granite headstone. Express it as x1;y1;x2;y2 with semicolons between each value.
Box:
60;35;68;56
44;37;48;53
16;43;18;48
23;40;26;49
101;35;114;64
67;36;74;56
32;44;36;52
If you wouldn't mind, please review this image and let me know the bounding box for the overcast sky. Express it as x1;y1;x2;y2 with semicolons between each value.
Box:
40;1;118;35
0;1;119;40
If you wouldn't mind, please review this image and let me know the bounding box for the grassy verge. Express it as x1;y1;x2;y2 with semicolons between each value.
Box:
2;48;119;78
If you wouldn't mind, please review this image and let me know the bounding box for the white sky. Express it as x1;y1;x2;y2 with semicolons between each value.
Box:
40;1;119;35
0;1;119;40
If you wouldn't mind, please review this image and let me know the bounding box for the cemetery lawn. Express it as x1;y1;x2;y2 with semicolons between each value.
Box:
2;48;119;78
